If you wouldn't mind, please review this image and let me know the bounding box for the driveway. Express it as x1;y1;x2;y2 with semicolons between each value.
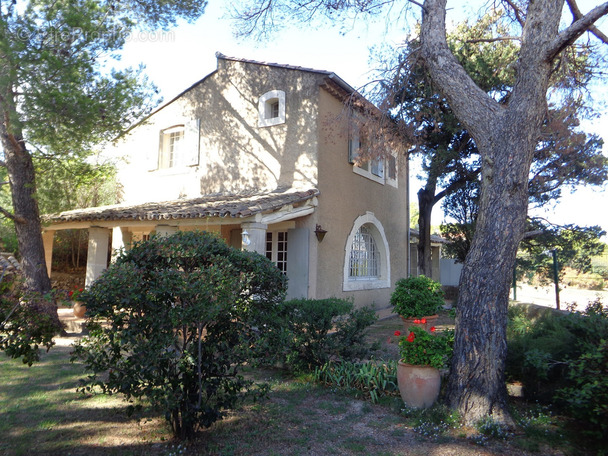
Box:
513;283;607;311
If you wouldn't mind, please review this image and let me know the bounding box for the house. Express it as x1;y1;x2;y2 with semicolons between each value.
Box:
42;53;410;308
409;228;444;282
409;228;464;289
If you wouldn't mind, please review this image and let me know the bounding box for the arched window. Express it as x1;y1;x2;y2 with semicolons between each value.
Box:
349;226;379;278
343;213;390;291
258;90;286;127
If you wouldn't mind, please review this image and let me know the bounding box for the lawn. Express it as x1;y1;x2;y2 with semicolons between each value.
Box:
0;313;582;456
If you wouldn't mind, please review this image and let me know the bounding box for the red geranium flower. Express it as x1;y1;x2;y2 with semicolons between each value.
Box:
413;319;421;324
430;326;436;332
394;330;401;336
406;331;416;343
420;318;427;324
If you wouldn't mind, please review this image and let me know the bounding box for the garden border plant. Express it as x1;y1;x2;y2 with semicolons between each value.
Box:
258;297;378;373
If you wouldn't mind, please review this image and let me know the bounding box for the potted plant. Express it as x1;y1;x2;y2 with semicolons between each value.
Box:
397;326;453;409
69;287;86;318
390;275;444;330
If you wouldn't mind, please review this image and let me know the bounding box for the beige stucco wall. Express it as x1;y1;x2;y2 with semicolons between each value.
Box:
312;89;409;309
113;58;324;205
103;57;409;309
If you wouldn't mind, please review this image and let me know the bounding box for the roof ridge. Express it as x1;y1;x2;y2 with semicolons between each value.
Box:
215;51;333;77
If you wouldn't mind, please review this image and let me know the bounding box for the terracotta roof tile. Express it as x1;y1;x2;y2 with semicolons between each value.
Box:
45;189;319;224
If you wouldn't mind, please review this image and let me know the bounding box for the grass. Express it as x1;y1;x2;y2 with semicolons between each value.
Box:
0;344;173;455
0;312;588;455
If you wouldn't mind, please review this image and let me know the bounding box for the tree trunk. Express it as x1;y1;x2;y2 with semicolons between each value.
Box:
445;130;533;426
1;114;59;329
2;137;52;294
420;0;563;425
417;187;435;277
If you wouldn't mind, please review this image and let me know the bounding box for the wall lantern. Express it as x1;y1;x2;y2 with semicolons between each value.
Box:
241;229;251;246
314;224;328;242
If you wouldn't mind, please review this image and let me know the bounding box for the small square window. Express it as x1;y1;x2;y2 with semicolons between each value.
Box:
258;90;286;127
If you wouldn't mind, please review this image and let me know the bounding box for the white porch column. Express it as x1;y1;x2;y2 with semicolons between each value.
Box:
42;230;55;277
111;227;133;262
86;227;111;288
155;225;179;237
241;222;267;255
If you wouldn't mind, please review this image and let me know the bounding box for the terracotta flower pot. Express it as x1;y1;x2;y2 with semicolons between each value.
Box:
400;314;439;333
397;361;441;409
72;301;87;318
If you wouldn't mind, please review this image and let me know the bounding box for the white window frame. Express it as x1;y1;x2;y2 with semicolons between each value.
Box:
258;90;286;127
343;212;391;291
266;230;288;274
159;125;185;169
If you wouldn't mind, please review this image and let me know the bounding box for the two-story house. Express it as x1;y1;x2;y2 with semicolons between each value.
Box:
43;53;409;308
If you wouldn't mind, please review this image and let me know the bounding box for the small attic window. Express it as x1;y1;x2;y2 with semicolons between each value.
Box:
258;90;286;127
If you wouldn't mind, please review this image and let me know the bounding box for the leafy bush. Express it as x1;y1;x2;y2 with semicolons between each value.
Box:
506;298;608;405
398;326;454;369
72;231;286;439
0;275;60;365
261;297;377;372
558;339;608;440
390;276;444;318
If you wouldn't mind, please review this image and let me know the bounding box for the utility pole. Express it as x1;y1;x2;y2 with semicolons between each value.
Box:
551;249;560;310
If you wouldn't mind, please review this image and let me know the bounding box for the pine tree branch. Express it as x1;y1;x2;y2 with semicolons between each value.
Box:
467;36;521;43
501;0;525;26
0;205;25;223
566;0;608;44
420;0;501;148
548;2;608;60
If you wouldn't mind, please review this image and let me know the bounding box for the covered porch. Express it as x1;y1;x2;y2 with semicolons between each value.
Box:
43;189;319;299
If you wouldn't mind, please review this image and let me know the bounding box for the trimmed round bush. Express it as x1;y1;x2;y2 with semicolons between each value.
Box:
390;276;444;318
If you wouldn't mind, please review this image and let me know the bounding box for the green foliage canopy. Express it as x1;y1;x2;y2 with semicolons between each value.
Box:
72;231;286;439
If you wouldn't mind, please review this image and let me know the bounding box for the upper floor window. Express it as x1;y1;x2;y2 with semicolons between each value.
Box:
258;90;286;127
153;119;200;171
349;127;398;186
159;125;185;169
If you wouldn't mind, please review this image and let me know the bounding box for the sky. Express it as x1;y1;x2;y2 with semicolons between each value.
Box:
116;1;608;233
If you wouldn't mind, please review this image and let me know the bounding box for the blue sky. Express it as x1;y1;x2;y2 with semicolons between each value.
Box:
117;1;608;232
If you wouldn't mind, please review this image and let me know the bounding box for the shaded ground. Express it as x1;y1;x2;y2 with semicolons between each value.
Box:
0;308;577;455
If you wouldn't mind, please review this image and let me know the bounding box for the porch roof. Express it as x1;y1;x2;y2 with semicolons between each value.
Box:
44;188;319;226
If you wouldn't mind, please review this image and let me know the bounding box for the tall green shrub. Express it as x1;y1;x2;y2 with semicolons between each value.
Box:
72;231;286;439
